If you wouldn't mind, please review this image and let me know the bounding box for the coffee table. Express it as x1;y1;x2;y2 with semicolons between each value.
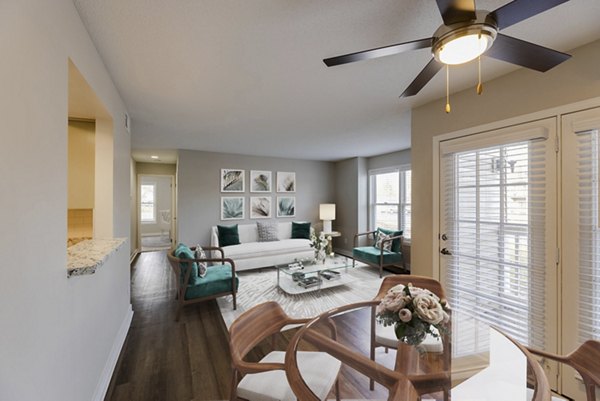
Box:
275;255;354;295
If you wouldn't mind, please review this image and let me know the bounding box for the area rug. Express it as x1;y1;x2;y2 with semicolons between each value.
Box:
217;264;387;328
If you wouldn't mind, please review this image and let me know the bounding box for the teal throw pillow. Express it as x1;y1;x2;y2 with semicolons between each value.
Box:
291;221;311;239
217;224;241;247
376;228;403;253
173;243;199;284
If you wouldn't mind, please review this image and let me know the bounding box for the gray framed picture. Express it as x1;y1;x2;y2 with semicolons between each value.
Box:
277;196;295;217
250;170;272;193
277;171;296;192
221;197;245;220
221;169;245;192
250;197;271;219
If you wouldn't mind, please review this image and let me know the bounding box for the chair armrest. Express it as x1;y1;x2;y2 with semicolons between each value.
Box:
354;231;377;247
526;347;569;363
191;245;225;259
237;360;285;375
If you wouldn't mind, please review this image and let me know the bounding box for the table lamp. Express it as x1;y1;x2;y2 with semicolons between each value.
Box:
320;203;336;233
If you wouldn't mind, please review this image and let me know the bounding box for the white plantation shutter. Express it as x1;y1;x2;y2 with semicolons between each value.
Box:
441;131;551;352
574;129;600;342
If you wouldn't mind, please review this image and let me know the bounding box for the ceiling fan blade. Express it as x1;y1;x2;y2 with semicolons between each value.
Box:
323;38;433;67
486;33;571;72
435;0;476;25
490;0;570;30
400;58;444;97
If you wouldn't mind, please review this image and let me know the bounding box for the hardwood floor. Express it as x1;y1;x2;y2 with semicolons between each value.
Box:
105;251;394;401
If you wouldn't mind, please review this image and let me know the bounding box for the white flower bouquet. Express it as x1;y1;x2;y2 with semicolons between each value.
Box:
376;283;451;346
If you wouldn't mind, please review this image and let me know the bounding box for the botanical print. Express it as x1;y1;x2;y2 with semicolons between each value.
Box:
250;170;272;192
276;171;296;192
221;169;245;192
221;197;244;220
277;196;295;217
250;197;271;219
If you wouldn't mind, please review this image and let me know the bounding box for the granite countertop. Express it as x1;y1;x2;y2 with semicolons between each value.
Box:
67;238;127;277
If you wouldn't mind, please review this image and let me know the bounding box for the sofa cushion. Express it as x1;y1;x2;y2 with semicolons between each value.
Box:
223;238;311;259
184;264;239;300
291;221;311;239
376;228;403;252
353;246;403;266
195;246;208;278
173;243;199;283
218;224;241;246
374;231;392;251
257;221;279;242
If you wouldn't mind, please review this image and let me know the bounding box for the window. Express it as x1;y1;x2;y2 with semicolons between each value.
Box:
369;167;411;239
140;183;156;223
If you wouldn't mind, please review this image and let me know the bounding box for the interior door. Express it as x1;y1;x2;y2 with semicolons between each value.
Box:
561;107;600;400
438;118;559;387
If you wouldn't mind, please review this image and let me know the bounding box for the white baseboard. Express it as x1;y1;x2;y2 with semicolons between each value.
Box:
92;305;134;401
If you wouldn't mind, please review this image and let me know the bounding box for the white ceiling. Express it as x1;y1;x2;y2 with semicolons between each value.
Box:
73;0;600;161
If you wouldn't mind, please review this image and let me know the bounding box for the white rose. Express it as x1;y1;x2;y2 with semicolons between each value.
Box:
413;294;445;324
381;292;408;312
398;308;412;323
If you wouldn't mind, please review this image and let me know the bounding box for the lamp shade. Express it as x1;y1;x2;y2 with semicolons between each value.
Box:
319;204;336;221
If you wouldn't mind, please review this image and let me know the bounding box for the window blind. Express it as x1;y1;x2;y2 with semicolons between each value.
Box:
575;129;600;343
441;137;549;353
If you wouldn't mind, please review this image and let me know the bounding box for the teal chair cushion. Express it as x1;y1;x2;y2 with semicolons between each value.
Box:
353;246;403;266
173;243;199;283
184;264;239;300
376;228;403;252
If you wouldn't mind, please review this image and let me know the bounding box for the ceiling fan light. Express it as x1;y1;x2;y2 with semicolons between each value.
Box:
433;25;496;65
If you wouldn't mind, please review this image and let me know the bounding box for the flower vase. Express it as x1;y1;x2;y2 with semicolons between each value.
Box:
394;322;427;346
315;249;327;264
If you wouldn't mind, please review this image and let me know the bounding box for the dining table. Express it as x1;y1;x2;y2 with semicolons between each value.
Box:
282;300;551;401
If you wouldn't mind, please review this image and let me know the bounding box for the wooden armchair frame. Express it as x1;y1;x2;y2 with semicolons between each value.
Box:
353;230;405;278
229;301;340;401
166;245;237;321
527;340;600;401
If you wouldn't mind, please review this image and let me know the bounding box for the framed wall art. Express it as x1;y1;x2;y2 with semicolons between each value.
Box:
221;169;245;192
250;196;271;219
250;170;272;193
221;197;245;220
276;171;295;192
277;196;295;217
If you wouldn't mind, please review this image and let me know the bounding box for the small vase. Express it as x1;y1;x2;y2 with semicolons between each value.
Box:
315;249;327;264
394;322;427;346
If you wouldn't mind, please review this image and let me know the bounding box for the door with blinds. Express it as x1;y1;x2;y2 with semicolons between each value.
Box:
561;107;600;400
439;118;559;385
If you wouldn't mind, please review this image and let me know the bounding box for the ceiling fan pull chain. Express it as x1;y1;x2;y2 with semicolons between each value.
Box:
477;56;483;95
445;65;451;114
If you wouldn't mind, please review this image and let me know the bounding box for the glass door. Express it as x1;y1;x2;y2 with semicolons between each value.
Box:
438;118;559;387
561;107;600;400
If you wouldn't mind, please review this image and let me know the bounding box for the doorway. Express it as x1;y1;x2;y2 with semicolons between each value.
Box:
138;174;175;252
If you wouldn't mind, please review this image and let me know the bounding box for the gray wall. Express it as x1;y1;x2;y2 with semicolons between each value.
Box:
411;39;600;277
334;157;368;251
368;149;411;171
177;150;336;246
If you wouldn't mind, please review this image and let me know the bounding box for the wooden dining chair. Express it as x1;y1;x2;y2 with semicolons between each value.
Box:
228;301;341;401
370;275;451;401
526;340;600;401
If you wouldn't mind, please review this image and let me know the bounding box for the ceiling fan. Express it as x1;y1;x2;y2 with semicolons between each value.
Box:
323;0;572;98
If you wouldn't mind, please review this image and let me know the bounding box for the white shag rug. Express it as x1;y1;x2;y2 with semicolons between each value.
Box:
217;263;386;328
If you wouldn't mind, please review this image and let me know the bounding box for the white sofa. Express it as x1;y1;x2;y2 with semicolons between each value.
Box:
210;222;314;271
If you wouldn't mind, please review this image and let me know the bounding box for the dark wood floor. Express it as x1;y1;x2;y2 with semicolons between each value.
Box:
105;251;395;401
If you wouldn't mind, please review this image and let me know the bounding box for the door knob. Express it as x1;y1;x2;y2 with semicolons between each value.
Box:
440;248;452;255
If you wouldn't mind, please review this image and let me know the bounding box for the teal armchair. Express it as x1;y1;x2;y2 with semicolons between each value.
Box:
352;229;405;278
167;245;238;321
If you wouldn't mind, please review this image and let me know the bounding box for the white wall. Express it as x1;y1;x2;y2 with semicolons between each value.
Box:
0;1;131;400
177;150;336;246
411;39;600;277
